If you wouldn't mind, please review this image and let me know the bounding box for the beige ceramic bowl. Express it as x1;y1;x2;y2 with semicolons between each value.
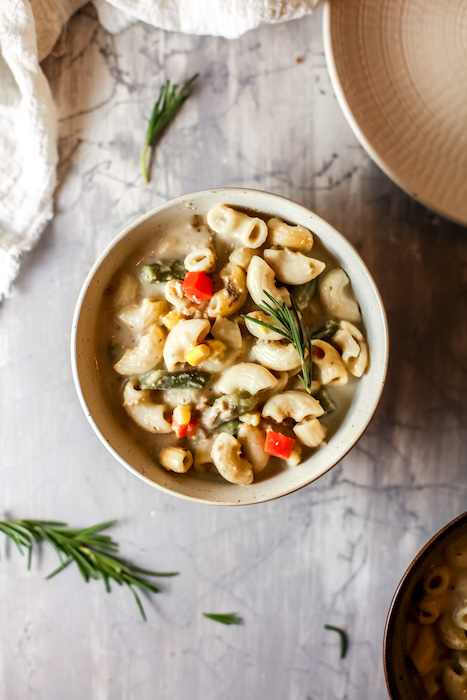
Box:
71;188;388;505
323;0;467;225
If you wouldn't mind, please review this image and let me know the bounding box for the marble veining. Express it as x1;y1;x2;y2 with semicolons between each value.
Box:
0;4;466;699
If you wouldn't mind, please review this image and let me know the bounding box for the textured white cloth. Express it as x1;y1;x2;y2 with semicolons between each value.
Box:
0;0;318;302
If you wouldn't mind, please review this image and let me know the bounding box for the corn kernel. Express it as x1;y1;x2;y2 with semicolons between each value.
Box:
162;310;182;330
287;443;302;467
185;344;210;366
173;405;191;426
205;339;226;361
239;411;261;427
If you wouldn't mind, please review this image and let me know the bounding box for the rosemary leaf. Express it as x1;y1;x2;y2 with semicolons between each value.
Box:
45;558;74;580
131;588;147;622
130;565;179;577
141;74;199;183
203;612;243;625
24;520;68;527
38;528;67;565
324;624;349;659
243;316;286;336
0;518;178;620
76;520;118;537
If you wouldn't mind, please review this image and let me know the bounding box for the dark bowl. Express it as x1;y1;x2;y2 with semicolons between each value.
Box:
384;512;467;699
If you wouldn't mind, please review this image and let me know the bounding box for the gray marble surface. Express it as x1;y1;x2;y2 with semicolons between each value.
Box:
1;4;466;699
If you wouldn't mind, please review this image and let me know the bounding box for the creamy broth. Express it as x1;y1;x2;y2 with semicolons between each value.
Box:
407;534;467;699
98;205;368;485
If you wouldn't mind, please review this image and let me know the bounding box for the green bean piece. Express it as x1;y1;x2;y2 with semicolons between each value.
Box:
290;277;319;312
201;391;258;430
309;319;339;342
235;391;259;415
108;339;122;361
139;369;211;390
219;418;241;436
316;388;336;415
140;260;186;283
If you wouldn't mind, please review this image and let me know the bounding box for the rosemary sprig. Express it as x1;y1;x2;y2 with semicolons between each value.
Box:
324;624;349;658
203;612;242;625
241;291;313;393
0;518;178;621
141;74;199;183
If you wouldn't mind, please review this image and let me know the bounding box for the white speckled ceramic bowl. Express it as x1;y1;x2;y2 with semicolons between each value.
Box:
71;188;388;505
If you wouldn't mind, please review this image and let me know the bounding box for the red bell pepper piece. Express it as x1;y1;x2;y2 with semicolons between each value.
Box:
172;417;198;438
264;430;295;459
182;271;213;302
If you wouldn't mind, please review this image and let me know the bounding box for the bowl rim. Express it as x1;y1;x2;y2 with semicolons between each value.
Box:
71;187;389;506
383;510;467;699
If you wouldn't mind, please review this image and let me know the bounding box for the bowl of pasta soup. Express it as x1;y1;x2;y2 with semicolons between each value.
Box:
71;188;388;505
384;512;467;700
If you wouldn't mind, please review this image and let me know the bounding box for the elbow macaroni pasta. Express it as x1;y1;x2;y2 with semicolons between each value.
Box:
237;424;269;474
114;324;165;376
118;298;169;332
102;205;368;485
311;340;348;387
407;533;467;698
123;380;172;433
247;256;291;308
229;246;256;270
211;432;254;485
263;248;325;285
184;247;216;272
159;446;193;473
207;204;268;248
332;321;368;378
163;319;211;371
267;218;314;251
262;391;324;424
207;263;247;318
216;363;278;395
293;418;327;448
319;268;362;324
253;340;303;371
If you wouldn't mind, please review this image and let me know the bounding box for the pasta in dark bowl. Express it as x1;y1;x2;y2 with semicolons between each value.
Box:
385;513;467;700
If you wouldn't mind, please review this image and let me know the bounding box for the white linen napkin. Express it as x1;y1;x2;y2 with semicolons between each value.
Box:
0;0;318;302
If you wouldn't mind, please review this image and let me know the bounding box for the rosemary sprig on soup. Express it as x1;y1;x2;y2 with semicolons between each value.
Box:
241;292;313;394
101;205;368;485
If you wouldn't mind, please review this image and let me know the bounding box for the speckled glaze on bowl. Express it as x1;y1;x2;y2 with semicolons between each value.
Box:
71;188;388;506
384;512;467;699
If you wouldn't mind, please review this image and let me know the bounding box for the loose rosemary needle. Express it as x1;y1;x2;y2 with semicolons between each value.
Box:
141;74;199;183
241;291;313;393
0;518;178;621
203;612;243;625
324;624;349;659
